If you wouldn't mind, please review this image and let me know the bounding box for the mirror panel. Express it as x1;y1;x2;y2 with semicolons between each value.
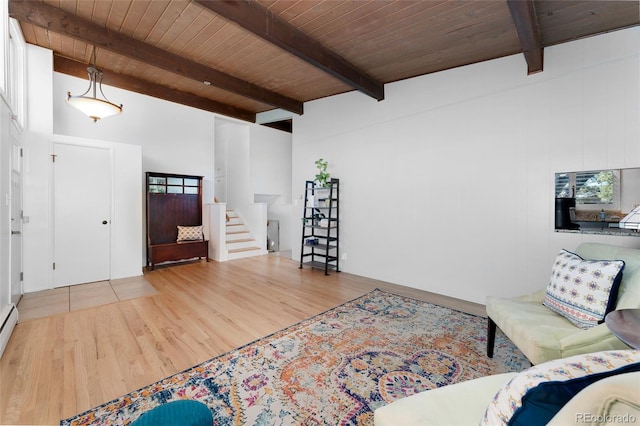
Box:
554;167;640;236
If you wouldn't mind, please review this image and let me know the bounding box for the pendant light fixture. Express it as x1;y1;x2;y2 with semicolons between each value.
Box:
66;46;123;122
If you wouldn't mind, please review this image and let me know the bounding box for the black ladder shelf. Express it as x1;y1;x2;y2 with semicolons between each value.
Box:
299;178;340;275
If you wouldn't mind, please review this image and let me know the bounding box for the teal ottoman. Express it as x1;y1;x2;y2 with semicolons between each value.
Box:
131;400;212;426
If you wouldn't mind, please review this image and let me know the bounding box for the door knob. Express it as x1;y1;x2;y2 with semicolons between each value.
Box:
102;220;108;225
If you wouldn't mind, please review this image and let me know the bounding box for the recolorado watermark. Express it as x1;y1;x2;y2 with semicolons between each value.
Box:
576;413;637;423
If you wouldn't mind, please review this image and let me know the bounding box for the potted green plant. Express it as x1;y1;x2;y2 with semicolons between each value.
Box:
314;158;330;188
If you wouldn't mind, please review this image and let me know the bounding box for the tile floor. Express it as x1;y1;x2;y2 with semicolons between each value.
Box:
16;276;158;322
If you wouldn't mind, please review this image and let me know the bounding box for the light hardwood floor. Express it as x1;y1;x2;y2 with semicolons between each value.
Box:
16;277;158;322
0;255;485;425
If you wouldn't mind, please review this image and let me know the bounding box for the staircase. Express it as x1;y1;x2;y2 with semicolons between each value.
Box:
225;210;264;260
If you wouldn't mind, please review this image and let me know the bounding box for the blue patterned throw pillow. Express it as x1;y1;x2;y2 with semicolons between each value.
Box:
542;249;624;329
481;350;640;426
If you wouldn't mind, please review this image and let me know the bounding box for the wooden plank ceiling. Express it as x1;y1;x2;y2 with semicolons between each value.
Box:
9;0;640;124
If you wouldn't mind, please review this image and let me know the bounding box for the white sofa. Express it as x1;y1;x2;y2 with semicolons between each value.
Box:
374;350;640;426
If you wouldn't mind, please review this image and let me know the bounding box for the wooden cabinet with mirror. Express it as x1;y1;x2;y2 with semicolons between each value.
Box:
146;172;208;269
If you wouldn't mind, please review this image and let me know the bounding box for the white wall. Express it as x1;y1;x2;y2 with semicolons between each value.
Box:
22;45;53;292
621;168;640;213
23;134;143;292
23;43;293;290
24;54;218;291
54;73;216;203
220;120;268;249
0;97;12;316
214;119;229;202
222;121;251;208
250;124;294;252
292;28;640;304
214;119;294;253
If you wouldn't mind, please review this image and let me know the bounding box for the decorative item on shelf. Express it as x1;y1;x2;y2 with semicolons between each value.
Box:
599;209;607;221
314;158;330;188
305;237;319;245
307;194;316;208
67;46;123;122
312;209;325;226
319;218;329;228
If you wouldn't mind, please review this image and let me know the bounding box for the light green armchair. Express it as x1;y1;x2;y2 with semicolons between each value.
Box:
486;243;640;365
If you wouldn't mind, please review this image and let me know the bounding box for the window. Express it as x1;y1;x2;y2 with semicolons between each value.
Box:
8;18;25;127
0;14;26;127
555;170;620;210
147;174;201;194
0;1;6;95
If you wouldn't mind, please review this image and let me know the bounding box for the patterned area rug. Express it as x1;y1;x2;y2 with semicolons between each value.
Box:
62;289;528;425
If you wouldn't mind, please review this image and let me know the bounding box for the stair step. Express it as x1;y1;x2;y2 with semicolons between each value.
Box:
226;223;244;227
227;238;254;244
227;230;249;235
228;246;262;254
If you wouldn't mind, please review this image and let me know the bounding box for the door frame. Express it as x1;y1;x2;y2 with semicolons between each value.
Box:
50;139;115;287
10;120;23;304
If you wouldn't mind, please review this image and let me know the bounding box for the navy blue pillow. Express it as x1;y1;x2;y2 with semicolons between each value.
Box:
509;362;640;426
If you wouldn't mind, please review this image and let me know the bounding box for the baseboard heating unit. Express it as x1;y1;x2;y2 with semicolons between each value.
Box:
0;304;18;358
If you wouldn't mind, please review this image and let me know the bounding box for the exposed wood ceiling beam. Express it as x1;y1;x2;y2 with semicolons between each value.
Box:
507;0;543;74
9;0;303;115
261;119;292;134
195;0;385;101
54;55;256;123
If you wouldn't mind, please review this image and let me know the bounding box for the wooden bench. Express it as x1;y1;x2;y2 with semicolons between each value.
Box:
148;240;208;270
146;172;209;270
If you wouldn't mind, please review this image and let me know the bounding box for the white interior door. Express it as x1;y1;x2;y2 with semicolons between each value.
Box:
10;133;22;304
54;143;111;287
